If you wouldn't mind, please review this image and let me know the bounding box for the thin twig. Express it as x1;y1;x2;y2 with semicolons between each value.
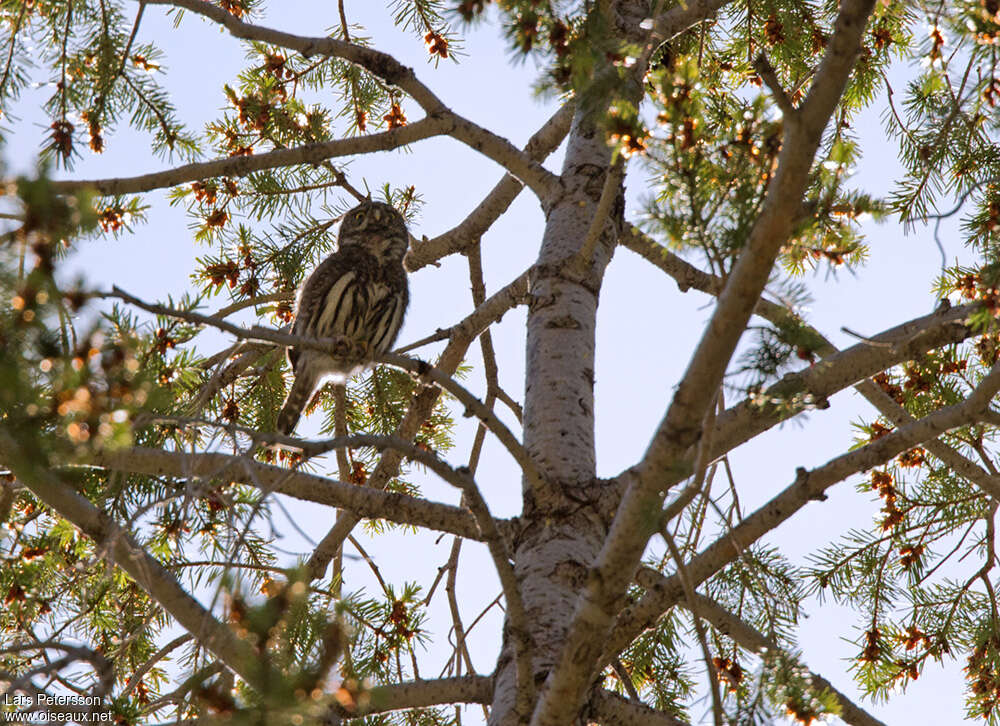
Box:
753;53;796;118
394;327;453;354
381;352;547;497
447;466;535;720
566;158;624;280
212;291;292;319
661;528;724;726
331;384;351;597
121;635;192;697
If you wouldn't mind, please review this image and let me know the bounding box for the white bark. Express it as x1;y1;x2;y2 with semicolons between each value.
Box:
485;65;627;726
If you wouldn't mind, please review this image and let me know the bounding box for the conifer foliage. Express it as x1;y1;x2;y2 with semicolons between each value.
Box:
7;0;1000;724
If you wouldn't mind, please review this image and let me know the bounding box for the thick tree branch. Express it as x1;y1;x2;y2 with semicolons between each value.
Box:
49;117;446;196
587;689;687;726
636;0;877;494
128;675;477;723
606;361;1000;663
335;675;492;719
405;102;575;272
701;308;975;464
133;0;559;199
619;223;725;296
530;4;878;722
655;579;888;726
91;447;488;542
0;432;261;687
854;379;1000;499
621;224;1000;500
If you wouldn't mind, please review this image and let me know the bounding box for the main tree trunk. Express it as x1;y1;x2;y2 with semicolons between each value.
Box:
488;93;624;726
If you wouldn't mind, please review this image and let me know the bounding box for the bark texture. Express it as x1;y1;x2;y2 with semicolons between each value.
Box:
490;46;630;726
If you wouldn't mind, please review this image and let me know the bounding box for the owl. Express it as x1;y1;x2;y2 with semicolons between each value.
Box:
276;201;410;435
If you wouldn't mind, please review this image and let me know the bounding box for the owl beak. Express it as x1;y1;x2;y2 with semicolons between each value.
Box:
373;208;383;222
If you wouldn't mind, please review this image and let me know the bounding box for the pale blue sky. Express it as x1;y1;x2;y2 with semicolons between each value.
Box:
5;2;979;723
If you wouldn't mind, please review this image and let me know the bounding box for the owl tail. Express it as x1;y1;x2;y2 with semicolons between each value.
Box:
277;371;315;436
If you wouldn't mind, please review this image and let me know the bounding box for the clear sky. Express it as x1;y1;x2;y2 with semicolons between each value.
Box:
4;1;980;723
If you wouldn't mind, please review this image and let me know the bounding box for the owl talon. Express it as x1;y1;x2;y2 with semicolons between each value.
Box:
332;338;354;357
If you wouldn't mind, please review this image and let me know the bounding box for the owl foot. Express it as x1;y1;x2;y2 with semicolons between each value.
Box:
331;338;355;357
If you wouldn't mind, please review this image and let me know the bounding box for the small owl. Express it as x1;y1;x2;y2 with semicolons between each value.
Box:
276;201;410;435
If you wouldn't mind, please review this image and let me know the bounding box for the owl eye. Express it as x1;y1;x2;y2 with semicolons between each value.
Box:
352;211;364;222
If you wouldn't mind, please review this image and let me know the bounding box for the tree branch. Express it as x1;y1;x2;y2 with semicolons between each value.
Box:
702;304;977;463
362;674;492;714
754;53;796;118
0;431;261;687
621;224;1000;500
853;378;1000;500
96;277;541;499
304;271;530;579
605;361;1000;663
405;102;575;272
139;675;491;724
97;285;529;487
632;568;888;726
587;689;688;726
188;344;271;417
380;352;548;498
90;446;489;542
133;0;559;199
100;268;528;372
49;117;446;196
122;635;193;698
317;674;491;721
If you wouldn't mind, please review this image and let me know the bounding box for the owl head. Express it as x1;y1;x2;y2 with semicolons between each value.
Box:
337;201;409;262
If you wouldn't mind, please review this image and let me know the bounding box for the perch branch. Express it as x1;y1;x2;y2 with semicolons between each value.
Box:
305;271;531;579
